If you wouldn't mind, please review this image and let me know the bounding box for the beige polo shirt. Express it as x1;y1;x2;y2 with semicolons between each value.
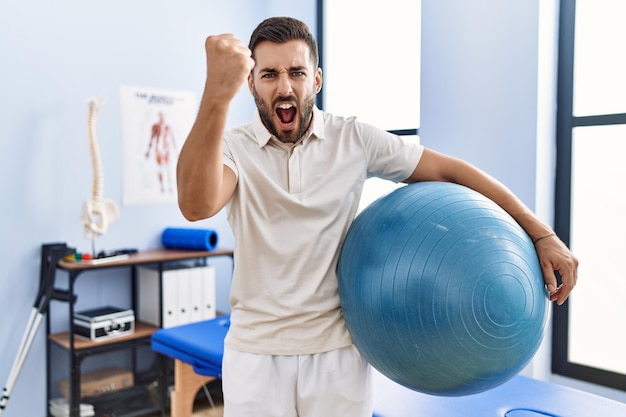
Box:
222;106;423;355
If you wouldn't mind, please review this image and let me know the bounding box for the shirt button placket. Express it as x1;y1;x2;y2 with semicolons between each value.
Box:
288;147;301;194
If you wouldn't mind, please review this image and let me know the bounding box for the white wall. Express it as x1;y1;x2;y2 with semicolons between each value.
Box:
0;2;315;416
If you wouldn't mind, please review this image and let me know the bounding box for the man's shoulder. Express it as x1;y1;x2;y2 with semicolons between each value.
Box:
224;121;257;144
316;109;363;139
318;109;358;125
226;120;254;136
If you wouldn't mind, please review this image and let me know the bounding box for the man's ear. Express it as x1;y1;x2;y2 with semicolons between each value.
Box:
315;67;323;93
248;73;254;93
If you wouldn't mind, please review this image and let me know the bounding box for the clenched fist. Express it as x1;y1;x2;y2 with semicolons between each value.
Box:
204;34;255;102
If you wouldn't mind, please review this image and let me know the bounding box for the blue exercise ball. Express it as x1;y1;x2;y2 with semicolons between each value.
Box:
338;182;548;396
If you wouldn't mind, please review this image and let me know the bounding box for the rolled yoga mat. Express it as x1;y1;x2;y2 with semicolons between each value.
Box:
161;228;219;251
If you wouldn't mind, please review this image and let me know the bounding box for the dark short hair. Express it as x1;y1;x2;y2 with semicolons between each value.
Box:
248;16;319;66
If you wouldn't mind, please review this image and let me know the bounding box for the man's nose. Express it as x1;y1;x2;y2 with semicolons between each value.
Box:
276;73;293;96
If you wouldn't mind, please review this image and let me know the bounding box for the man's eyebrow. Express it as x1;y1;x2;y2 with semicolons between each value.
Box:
258;65;308;73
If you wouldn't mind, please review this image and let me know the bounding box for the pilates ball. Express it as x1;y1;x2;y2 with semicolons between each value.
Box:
338;182;548;396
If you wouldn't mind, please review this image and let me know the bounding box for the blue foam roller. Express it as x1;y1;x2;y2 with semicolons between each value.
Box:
161;227;219;251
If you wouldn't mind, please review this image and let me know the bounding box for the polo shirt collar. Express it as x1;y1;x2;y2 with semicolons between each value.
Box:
251;105;325;147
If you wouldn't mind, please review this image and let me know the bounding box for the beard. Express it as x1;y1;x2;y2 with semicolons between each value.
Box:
253;89;316;144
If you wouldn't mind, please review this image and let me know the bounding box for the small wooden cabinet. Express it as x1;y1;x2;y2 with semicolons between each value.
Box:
46;248;233;417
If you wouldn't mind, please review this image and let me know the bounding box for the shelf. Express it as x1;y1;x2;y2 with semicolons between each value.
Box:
82;385;159;417
46;247;234;417
49;321;159;350
57;248;234;271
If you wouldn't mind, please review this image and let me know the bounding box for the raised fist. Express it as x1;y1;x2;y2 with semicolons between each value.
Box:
204;34;255;101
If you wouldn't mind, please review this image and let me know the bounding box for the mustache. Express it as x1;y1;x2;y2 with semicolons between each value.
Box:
273;96;298;107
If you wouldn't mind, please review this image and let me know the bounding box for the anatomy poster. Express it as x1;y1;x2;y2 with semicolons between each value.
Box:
120;85;197;206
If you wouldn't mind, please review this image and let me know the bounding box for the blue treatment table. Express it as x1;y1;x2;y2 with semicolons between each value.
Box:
372;369;626;417
151;316;229;417
152;316;626;417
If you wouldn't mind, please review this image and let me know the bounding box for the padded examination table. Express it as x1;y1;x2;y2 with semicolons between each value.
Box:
151;315;229;417
372;368;626;417
152;315;626;417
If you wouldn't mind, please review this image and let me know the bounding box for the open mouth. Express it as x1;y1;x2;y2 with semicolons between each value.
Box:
276;103;297;128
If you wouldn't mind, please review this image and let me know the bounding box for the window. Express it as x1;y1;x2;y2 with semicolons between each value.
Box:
553;0;626;390
318;0;421;207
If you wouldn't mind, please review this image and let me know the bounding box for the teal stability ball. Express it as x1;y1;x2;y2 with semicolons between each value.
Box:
338;182;548;396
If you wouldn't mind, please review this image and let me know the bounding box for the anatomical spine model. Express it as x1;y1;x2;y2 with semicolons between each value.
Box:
81;96;119;240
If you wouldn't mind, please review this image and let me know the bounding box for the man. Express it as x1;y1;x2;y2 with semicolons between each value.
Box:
177;16;578;417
